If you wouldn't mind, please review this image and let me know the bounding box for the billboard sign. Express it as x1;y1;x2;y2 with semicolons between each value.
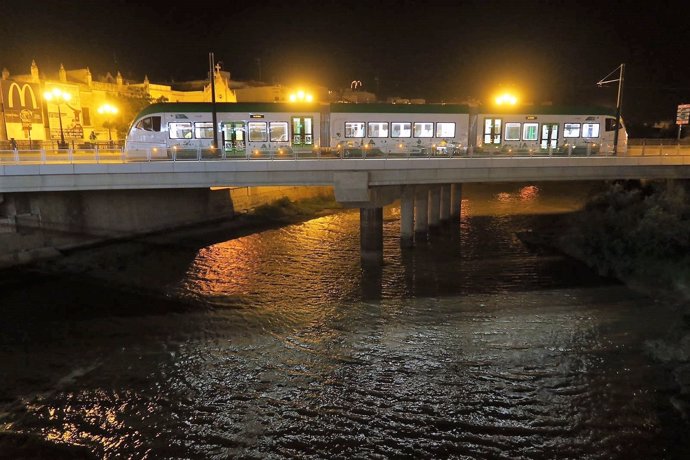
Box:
677;104;690;125
0;80;45;140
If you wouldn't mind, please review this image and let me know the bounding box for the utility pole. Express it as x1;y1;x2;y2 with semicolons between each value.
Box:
597;63;625;156
209;52;219;150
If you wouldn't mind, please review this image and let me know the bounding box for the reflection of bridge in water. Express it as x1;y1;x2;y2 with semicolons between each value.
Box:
2;146;690;264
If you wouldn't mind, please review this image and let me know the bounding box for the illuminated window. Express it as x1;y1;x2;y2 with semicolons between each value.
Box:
564;123;581;138
414;122;434;138
194;122;214;139
483;118;501;144
345;122;366;138
522;123;538;141
391;122;411;137
436;122;455;137
505;122;521;141
582;123;600;138
368;122;389;138
270;122;289;142
248;122;268;142
169;122;192;139
137;116;162;132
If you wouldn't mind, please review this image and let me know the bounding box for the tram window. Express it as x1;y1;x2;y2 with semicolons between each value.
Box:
523;123;538;141
391;122;411;138
605;118;619;131
194;122;214;139
368;122;389;138
248;122;268;142
414;122;434;138
564;123;581;138
136;116;162;132
345;122;366;138
270;122;289;141
436;122;455;137
505;123;521;141
169;122;193;139
582;123;600;138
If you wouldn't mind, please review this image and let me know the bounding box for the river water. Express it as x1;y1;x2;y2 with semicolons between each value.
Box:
0;182;687;459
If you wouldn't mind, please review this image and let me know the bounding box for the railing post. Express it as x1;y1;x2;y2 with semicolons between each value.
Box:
659;141;663;156
567;144;573;156
641;139;646;156
68;147;73;163
41;149;46;164
95;145;100;164
13;148;19;163
586;143;591;156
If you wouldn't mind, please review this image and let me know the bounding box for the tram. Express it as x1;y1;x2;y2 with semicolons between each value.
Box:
125;102;627;157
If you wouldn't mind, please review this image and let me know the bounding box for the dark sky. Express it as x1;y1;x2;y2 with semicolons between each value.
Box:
2;0;690;124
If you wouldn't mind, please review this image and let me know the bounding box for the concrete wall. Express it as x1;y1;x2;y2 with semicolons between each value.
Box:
0;188;233;269
0;185;335;269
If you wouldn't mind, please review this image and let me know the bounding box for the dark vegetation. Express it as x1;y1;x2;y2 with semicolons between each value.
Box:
559;180;690;299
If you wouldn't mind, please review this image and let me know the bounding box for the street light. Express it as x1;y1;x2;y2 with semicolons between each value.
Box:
43;88;71;149
98;103;118;147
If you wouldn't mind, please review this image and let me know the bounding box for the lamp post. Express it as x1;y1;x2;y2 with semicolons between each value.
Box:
44;88;71;149
98;103;118;147
597;63;625;155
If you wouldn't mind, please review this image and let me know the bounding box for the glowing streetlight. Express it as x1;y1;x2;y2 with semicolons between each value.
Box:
495;92;518;106
98;103;118;146
43;88;71;149
288;89;314;103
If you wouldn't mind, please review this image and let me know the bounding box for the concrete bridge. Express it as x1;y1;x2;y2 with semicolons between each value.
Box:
2;150;690;265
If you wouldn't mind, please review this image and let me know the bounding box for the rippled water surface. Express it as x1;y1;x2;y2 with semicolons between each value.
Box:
0;182;686;459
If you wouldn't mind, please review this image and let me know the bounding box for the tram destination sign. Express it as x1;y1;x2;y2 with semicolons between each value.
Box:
677;103;690;125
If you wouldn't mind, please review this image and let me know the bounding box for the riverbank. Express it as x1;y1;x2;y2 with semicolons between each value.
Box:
516;181;690;419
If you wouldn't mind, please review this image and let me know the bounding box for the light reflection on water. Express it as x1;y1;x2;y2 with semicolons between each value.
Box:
0;182;685;459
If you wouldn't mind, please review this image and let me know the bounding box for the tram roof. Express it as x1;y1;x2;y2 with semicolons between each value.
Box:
329;103;471;114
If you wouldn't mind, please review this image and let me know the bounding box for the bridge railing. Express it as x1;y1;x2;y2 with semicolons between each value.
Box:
1;141;689;165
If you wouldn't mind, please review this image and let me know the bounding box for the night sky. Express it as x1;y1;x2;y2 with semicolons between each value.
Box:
2;0;690;127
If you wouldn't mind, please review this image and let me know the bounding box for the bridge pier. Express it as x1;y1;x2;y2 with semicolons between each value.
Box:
440;185;451;222
400;186;415;247
450;183;463;217
414;187;429;237
360;207;383;265
428;187;441;229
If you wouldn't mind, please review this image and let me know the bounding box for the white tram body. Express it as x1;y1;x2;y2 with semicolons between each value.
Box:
125;102;321;158
125;102;628;157
475;107;627;154
328;103;470;156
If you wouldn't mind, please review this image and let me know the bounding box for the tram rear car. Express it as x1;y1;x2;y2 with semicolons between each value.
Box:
474;107;627;155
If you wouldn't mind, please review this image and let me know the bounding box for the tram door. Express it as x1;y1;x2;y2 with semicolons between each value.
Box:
540;123;559;149
291;117;313;148
483;118;502;144
222;122;246;155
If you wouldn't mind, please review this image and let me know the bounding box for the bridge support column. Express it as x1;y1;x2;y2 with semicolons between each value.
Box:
360;207;383;265
450;183;463;217
414;187;429;237
428;187;441;228
440;185;451;222
400;186;415;247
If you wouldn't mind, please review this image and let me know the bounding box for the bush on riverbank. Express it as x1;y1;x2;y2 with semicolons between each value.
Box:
249;193;342;222
558;180;690;298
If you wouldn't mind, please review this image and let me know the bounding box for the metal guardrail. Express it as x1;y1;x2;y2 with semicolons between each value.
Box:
1;142;690;166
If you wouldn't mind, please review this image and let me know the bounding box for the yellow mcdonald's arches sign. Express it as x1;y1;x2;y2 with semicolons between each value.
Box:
1;80;44;124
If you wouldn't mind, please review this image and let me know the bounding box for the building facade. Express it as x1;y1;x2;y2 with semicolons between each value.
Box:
0;61;311;149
